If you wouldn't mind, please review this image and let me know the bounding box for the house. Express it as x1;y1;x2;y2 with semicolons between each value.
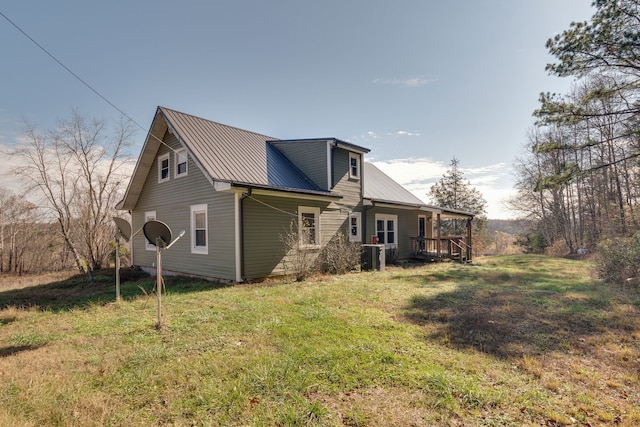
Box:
117;107;474;282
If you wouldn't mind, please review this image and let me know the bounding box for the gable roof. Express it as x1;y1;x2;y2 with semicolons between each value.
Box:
119;107;473;219
161;107;323;191
119;107;332;210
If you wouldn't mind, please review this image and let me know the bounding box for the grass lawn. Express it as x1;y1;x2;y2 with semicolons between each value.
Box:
0;255;639;426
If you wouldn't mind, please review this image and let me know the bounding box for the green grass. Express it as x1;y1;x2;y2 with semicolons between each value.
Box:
0;255;639;426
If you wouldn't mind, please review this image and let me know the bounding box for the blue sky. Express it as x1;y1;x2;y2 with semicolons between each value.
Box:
1;1;594;218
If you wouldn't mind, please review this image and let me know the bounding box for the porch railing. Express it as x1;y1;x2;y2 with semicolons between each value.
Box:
409;236;472;262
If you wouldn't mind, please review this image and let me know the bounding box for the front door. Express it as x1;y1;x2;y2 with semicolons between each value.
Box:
418;215;426;252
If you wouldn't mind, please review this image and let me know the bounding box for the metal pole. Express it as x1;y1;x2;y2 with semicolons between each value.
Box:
115;236;121;302
156;237;162;328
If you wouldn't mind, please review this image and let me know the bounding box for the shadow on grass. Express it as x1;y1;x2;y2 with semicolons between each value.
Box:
0;344;46;357
401;257;640;359
0;268;232;312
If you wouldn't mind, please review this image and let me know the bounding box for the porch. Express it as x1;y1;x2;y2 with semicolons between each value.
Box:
409;236;472;263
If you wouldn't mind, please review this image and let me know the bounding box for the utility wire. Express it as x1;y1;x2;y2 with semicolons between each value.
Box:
246;195;298;217
2;10;324;220
0;10;178;154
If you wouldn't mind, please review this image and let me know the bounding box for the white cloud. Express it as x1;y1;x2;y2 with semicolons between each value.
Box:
392;130;421;137
372;158;517;219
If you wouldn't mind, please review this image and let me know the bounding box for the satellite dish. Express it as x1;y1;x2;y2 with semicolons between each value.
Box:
141;220;185;329
143;220;172;248
113;217;132;242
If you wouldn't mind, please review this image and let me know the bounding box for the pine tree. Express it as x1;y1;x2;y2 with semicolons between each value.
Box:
429;158;490;253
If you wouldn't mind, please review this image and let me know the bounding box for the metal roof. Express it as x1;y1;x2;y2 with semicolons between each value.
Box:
363;163;474;218
364;162;426;206
160;107;321;191
118;106;472;219
118;107;332;210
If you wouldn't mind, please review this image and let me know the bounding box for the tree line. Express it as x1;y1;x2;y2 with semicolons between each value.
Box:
510;0;640;262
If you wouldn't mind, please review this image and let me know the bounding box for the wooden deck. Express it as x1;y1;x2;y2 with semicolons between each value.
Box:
409;236;472;263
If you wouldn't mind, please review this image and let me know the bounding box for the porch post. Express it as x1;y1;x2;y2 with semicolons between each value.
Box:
466;218;472;262
436;213;441;259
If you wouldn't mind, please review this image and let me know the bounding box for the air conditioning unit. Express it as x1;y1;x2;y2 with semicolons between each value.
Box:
361;244;385;271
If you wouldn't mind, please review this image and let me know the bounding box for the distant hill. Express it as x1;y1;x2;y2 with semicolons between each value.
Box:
487;219;529;235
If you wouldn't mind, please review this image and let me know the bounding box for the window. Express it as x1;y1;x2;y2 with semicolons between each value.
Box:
375;214;397;248
175;149;188;177
190;204;208;254
158;154;169;183
145;211;156;251
298;206;320;248
349;153;360;180
349;212;361;242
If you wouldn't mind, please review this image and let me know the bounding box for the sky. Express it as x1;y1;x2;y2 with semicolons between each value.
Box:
0;1;596;219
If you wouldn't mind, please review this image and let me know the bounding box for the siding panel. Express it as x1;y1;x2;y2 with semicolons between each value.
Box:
365;207;421;259
132;133;236;280
243;195;329;279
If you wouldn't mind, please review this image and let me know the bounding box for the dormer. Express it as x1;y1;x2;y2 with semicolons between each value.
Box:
269;138;370;191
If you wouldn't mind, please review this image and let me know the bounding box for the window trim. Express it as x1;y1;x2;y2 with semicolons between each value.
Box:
375;213;398;249
175;149;188;178
348;212;361;242
158;154;170;183
298;206;321;249
144;211;156;251
349;152;360;180
190;204;208;255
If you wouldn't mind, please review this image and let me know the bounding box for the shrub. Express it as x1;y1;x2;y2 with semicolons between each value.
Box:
595;232;640;285
280;220;319;281
320;232;361;274
515;231;548;254
546;239;569;257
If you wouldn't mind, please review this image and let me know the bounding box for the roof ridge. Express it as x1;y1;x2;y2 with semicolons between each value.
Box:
158;106;276;140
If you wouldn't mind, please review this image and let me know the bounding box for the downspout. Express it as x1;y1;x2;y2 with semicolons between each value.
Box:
436;213;442;259
466;217;473;262
128;210;134;267
239;187;252;282
330;141;336;190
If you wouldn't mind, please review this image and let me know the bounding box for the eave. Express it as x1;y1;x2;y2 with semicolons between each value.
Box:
220;181;341;202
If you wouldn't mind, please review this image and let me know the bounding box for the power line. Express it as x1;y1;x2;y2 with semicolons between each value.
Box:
246;195;297;217
0;10;178;154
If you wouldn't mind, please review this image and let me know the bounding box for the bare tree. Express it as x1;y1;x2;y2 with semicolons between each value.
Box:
8;110;135;281
0;187;56;274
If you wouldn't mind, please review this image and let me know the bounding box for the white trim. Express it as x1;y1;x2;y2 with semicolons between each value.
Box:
250;188;338;202
157;154;170;183
213;180;233;192
374;213;398;249
175;148;188;178
298;206;321;248
234;193;242;282
349;152;360;180
144;211;156;251
348;212;362;242
190;204;208;254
